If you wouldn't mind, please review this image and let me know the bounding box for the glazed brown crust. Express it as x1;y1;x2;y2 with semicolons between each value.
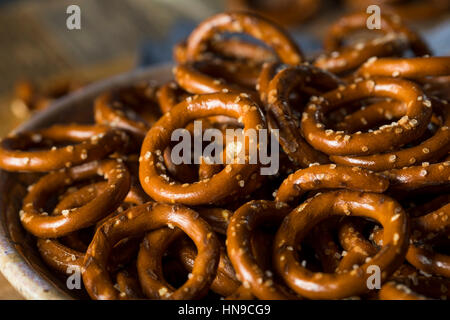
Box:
274;191;409;299
301;78;432;156
20;160;131;238
82;202;220;300
184;12;303;65
139;93;265;205
0;125;129;172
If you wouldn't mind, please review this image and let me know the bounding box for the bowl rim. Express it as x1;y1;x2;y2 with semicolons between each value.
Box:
0;63;171;300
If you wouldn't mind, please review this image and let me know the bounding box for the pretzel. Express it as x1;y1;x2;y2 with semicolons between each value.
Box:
139;92;265;205
137;228;184;299
371;201;449;279
418;76;450;101
334;100;406;133
173;63;258;101
407;203;450;278
301;77;432;156
310;221;341;273
379;280;436;300
3;9;450;301
0;125;129;172
325;12;430;57
37;235;140;275
206;37;276;64
109;82;162;125
331;98;450;170
36;177;147;275
227;200;297;299
20;159;131;238
156;81;190;114
386;162;450;191
174;38;276;66
274;190;409;299
379;264;450;300
195;207;233;235
336;219;378;273
357;56;450;80
275;164;389;203
175;238;240;297
409;194;450;218
137;220;238;299
183;12;303;65
264;64;342;166
82;202;220;300
315;12;431;74
94;92;150;141
115;266;143;299
37;238;84;273
336;219;450;299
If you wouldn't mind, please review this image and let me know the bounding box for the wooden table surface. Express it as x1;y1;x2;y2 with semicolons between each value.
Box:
0;273;23;300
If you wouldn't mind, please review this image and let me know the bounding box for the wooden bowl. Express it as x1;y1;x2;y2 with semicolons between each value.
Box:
0;64;171;299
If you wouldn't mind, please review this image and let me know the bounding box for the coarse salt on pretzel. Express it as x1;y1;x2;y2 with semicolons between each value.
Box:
274;190;409;299
0;125;129;172
82;202;220;300
301;77;432;156
20;159;131;238
139;92;265;205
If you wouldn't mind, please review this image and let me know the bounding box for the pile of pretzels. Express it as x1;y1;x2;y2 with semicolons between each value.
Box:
1;11;449;300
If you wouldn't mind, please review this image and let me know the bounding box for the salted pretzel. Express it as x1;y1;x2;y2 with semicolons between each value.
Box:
407;203;450;278
94;93;149;141
20;159;131;238
174;238;240;297
173;63;258;100
314;12;431;74
370;201;449;279
274;190;409;299
386;162;450;191
338;218;450;299
206;38;276;64
137;228;184;299
36;179;147;273
37;234;141;275
183;12;303;65
274;164;388;277
263;64;343;166
174;38;276;66
336;219;378;274
2;10;450;301
156;81;190;114
358;56;450;79
275;164;389;203
301;77;432;156
379;264;450;300
139;92;265;205
227;200;296;299
173;11;304;102
331;97;450;171
0;125;129;172
82;202;220;300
